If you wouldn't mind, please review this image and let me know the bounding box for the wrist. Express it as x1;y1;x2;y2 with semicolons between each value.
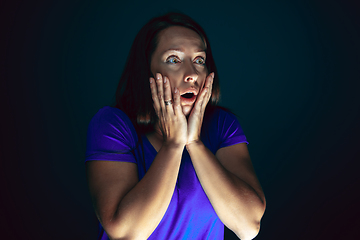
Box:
162;142;186;152
185;139;204;150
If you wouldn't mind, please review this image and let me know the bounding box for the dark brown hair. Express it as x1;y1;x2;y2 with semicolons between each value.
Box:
113;12;221;135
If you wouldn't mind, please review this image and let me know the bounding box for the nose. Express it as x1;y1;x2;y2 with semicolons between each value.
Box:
183;61;198;83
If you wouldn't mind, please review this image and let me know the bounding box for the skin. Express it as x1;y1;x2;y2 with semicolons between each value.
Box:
148;26;212;147
150;26;208;117
86;26;266;240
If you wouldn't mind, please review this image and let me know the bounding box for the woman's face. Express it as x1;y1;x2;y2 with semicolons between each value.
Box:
150;26;208;116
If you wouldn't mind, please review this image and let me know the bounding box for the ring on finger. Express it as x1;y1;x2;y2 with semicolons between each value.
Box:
164;100;172;105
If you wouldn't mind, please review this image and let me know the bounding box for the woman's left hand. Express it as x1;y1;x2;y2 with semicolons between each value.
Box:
186;72;214;145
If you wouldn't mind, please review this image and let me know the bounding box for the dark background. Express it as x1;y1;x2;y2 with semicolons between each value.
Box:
1;0;359;239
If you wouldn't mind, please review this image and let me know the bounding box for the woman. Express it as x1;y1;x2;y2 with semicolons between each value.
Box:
85;12;265;240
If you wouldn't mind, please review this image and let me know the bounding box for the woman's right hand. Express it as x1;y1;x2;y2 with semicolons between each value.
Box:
150;73;188;148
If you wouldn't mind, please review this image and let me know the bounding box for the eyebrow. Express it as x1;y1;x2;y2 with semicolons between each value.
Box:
163;48;206;54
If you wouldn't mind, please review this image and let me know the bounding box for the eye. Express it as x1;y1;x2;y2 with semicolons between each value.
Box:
166;55;181;64
194;57;206;65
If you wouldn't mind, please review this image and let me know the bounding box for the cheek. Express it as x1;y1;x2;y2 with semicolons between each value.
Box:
152;62;174;76
150;58;166;77
166;73;181;89
157;64;181;82
197;66;208;79
199;71;208;87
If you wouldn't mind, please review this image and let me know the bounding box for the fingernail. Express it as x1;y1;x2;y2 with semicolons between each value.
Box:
164;77;167;83
150;78;153;83
156;73;160;80
175;87;178;93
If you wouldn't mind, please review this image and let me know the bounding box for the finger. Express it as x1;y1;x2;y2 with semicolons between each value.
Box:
156;73;166;116
150;77;161;116
200;72;212;94
206;72;214;89
199;73;213;112
206;72;214;104
194;87;208;115
163;76;174;116
173;87;182;116
201;87;210;115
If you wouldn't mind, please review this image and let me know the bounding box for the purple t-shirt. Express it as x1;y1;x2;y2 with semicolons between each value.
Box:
85;106;248;240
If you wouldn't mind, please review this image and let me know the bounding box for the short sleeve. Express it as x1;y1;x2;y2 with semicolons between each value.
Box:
85;106;138;163
217;109;249;149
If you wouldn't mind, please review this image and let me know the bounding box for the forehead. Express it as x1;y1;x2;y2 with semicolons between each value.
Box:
156;26;206;53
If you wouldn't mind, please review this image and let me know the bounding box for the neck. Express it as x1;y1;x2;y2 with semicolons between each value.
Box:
152;122;164;141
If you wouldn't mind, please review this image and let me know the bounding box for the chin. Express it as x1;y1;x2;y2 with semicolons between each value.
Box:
182;105;192;116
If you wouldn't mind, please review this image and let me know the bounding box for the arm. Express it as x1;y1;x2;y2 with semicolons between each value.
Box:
186;141;265;240
86;74;187;240
185;72;265;239
86;144;183;240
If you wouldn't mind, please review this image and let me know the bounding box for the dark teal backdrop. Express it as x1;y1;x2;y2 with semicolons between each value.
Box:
1;0;359;239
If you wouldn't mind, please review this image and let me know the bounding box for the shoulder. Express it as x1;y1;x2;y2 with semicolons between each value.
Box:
89;106;135;132
204;106;240;127
85;106;139;162
90;106;132;125
203;106;248;149
87;106;138;145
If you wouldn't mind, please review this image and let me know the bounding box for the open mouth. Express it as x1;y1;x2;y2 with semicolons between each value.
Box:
181;92;194;99
180;92;197;104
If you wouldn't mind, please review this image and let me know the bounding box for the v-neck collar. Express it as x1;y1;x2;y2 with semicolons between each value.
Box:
142;134;159;154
